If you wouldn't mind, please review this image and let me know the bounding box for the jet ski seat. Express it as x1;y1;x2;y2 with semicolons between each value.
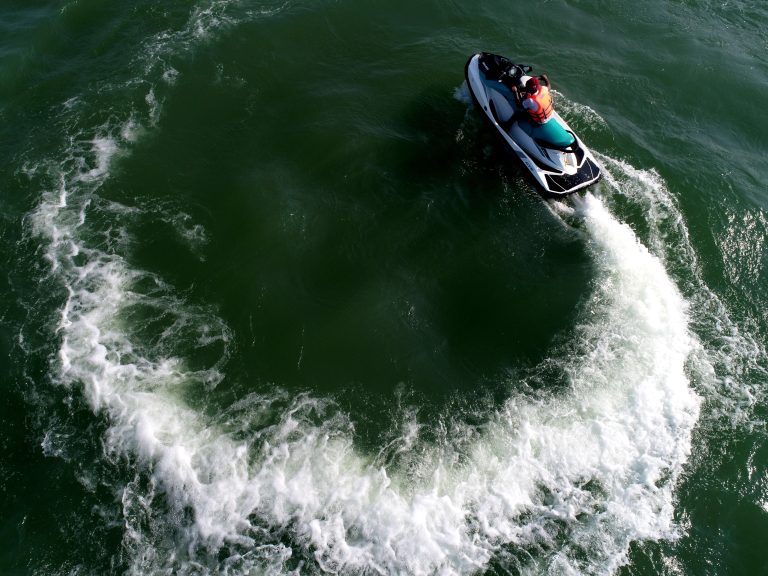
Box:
488;88;515;126
519;118;576;149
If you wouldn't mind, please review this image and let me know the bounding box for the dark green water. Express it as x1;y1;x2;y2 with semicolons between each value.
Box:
1;1;767;574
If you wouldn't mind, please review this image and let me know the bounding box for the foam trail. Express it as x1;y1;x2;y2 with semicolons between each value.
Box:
195;193;698;575
33;94;703;575
595;152;768;427
37;166;701;574
28;14;705;574
24;1;285;572
25;96;702;575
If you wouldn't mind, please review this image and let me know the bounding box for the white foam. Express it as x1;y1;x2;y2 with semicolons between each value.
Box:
453;82;472;105
33;93;706;576
552;90;610;130
85;136;119;182
145;88;162;126
596;152;768;428
168;211;209;260
27;7;745;573
137;0;284;81
162;66;180;85
37;171;702;575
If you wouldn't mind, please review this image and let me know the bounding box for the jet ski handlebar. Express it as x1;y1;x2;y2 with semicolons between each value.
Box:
504;64;533;80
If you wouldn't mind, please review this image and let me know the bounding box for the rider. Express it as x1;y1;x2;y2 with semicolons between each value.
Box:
509;74;554;125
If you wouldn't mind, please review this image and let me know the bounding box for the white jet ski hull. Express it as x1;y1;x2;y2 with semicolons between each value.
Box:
465;52;601;196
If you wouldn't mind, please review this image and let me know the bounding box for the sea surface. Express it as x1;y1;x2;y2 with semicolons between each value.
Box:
1;1;767;574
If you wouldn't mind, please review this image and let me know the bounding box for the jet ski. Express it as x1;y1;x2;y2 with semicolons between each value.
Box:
465;52;601;196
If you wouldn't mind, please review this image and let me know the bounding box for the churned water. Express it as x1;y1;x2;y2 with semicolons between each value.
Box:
1;1;767;574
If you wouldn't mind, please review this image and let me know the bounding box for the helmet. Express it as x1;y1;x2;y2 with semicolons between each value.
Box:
526;77;540;92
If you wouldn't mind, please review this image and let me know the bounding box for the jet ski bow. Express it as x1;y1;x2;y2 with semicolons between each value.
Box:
465;52;601;196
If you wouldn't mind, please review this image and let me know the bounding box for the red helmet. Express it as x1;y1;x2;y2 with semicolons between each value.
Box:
526;77;540;92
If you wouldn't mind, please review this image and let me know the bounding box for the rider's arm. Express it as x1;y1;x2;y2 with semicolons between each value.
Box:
540;74;551;89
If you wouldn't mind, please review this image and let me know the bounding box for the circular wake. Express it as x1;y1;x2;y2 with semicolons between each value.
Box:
24;3;765;574
30;134;702;574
